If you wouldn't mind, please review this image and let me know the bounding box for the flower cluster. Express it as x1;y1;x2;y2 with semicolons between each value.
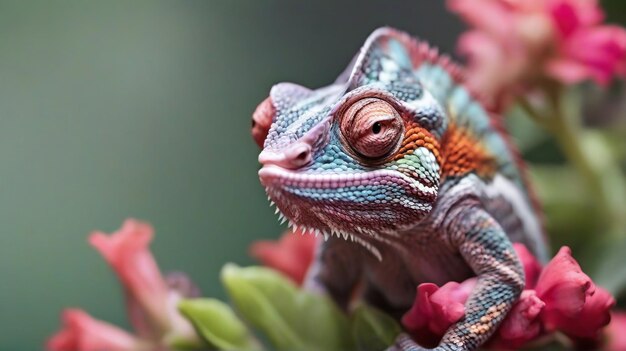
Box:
402;244;615;349
47;220;201;351
448;0;626;101
252;232;624;350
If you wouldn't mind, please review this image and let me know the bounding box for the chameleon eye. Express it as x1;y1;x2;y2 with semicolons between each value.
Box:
251;97;275;148
341;98;403;159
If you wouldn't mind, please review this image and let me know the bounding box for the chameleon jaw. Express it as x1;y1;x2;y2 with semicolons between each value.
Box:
265;190;384;261
263;184;353;242
259;165;425;261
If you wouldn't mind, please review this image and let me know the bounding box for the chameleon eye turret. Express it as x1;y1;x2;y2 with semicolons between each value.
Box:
339;98;403;160
251;96;275;148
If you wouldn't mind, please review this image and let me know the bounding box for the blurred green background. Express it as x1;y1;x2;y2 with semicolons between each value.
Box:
1;1;625;350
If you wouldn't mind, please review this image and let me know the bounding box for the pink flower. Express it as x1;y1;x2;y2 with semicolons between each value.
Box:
89;219;198;341
488;290;545;350
547;2;626;85
606;312;626;351
89;219;173;336
534;246;615;342
250;228;318;285
448;0;626;99
47;309;144;351
48;219;200;350
400;245;616;349
535;247;595;329
402;279;476;347
513;243;543;289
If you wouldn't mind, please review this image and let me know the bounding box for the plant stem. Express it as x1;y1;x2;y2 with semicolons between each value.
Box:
519;90;625;239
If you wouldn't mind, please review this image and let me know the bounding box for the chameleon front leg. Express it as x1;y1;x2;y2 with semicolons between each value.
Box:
303;237;364;310
391;204;525;351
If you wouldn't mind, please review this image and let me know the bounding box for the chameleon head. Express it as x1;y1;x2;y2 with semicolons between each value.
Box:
255;28;447;240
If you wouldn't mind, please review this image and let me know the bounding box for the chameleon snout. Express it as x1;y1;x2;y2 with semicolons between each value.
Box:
258;142;312;170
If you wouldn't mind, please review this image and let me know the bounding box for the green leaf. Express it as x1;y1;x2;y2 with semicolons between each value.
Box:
221;264;354;351
178;298;262;351
351;304;401;351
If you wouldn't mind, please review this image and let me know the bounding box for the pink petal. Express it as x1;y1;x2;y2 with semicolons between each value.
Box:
89;219;171;335
549;0;584;37
546;58;597;84
249;229;318;285
534;246;615;339
47;309;143;351
548;2;623;85
606;312;626;351
558;25;626;84
447;0;515;38
535;246;594;327
402;280;476;347
488;290;545;350
558;286;615;340
513;243;543;289
548;0;604;32
457;31;511;97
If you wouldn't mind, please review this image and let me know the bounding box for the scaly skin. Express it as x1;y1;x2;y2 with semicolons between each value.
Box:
252;28;549;351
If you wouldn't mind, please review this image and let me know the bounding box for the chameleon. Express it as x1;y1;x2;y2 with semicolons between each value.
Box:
251;28;549;351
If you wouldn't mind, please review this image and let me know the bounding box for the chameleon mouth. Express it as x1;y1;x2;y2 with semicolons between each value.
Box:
258;165;437;197
263;183;384;261
258;165;436;261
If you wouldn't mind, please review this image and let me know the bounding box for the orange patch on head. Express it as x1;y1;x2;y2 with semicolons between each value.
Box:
394;121;441;163
440;124;497;179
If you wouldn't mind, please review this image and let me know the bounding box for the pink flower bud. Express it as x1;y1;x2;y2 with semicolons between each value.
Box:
49;220;200;350
513;243;543;289
606;312;626;351
535;246;614;340
535;247;594;327
89;219;172;336
47;309;144;351
88;219;198;343
488;290;545;350
402;279;476;347
558;286;615;341
249;229;318;285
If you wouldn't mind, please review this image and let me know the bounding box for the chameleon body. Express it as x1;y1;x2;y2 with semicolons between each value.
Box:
253;28;548;351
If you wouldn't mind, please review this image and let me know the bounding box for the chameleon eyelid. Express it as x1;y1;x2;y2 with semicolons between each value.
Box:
339;97;404;162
